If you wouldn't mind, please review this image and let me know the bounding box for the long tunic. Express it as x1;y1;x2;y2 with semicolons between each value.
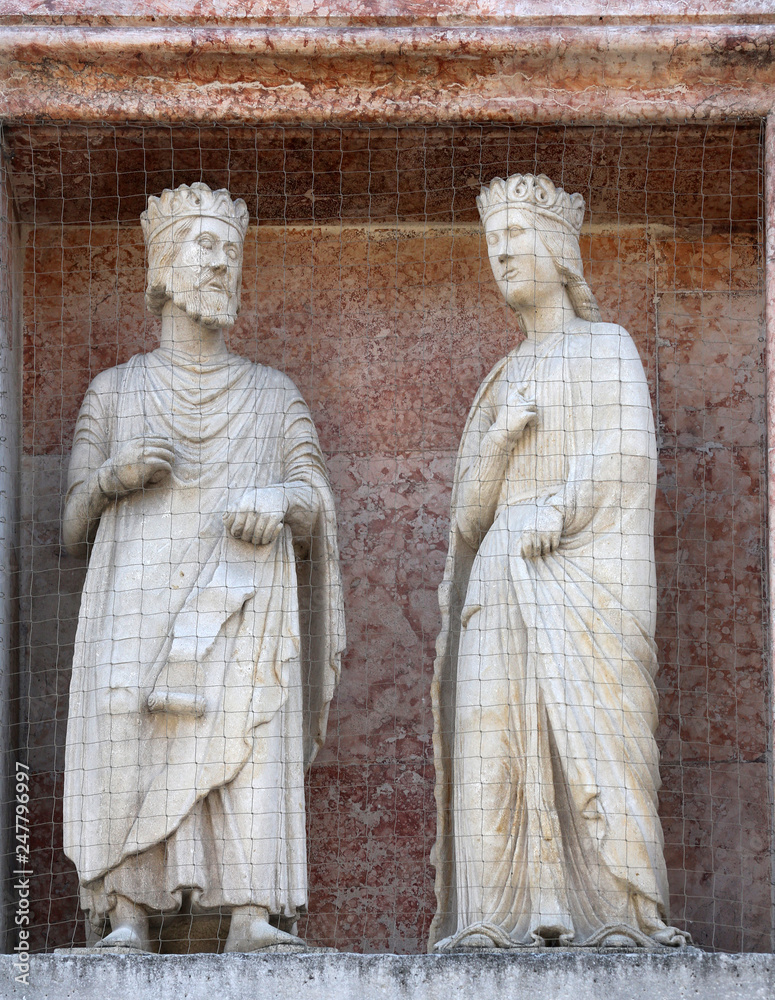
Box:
430;321;669;948
63;349;344;924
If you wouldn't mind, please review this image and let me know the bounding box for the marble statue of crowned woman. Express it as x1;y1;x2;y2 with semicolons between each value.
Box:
430;173;690;951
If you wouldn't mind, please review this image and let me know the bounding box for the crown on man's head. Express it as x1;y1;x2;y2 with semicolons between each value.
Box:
141;182;250;247
476;173;586;236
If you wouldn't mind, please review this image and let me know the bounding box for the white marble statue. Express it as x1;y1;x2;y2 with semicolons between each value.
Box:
62;183;345;953
429;174;689;952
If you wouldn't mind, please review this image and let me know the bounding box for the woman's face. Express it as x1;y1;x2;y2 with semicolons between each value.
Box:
484;206;561;312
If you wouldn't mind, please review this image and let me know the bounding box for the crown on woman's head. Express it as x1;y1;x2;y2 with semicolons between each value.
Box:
141;182;250;246
476;173;586;236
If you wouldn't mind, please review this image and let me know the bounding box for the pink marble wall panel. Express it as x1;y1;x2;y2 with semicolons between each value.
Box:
15;124;770;953
652;288;769;952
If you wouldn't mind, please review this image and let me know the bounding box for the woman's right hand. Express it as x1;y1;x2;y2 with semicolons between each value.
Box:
98;435;175;497
490;383;537;447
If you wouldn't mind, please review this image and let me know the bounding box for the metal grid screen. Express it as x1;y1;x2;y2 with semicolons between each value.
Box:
0;121;769;955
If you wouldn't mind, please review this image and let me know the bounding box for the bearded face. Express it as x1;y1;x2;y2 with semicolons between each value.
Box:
164;215;243;329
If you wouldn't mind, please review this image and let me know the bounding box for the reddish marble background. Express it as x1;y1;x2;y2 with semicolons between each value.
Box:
10;123;771;953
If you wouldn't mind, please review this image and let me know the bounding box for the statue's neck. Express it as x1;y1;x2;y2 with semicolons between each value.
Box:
516;285;577;344
519;300;577;345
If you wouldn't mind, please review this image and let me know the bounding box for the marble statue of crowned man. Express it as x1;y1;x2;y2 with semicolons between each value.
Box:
62;182;345;953
430;174;690;952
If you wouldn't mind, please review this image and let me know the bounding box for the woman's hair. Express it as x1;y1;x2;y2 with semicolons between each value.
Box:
532;213;601;323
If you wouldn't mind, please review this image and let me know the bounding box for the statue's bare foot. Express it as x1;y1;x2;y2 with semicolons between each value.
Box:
96;924;152;952
224;916;306;953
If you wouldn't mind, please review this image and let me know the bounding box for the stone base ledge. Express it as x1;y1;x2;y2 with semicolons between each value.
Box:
1;950;774;1000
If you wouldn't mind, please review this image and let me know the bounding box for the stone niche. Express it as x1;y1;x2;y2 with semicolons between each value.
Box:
6;120;770;954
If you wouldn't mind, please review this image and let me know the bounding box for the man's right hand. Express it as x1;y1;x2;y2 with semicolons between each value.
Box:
98;435;175;497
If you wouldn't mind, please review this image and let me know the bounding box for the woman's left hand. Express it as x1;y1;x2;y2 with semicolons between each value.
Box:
519;504;564;559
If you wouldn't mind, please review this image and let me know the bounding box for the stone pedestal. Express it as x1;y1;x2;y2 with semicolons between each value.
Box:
2;951;774;1000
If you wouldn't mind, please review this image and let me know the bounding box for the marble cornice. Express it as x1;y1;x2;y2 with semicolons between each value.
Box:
0;21;773;124
1;2;774;28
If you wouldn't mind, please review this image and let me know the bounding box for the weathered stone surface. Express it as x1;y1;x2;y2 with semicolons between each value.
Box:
431;172;695;953
0;2;771;27
1;17;775;124
2;0;773;968
2;951;774;1000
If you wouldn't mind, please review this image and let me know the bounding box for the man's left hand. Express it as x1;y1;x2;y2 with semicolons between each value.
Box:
223;486;289;546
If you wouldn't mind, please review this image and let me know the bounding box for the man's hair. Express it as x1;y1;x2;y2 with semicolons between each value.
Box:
144;216;197;315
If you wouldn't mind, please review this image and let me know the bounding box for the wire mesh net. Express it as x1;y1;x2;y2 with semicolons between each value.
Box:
0;121;769;954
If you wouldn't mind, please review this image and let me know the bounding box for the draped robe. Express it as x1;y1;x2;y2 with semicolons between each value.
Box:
63;349;344;927
430;321;670;948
